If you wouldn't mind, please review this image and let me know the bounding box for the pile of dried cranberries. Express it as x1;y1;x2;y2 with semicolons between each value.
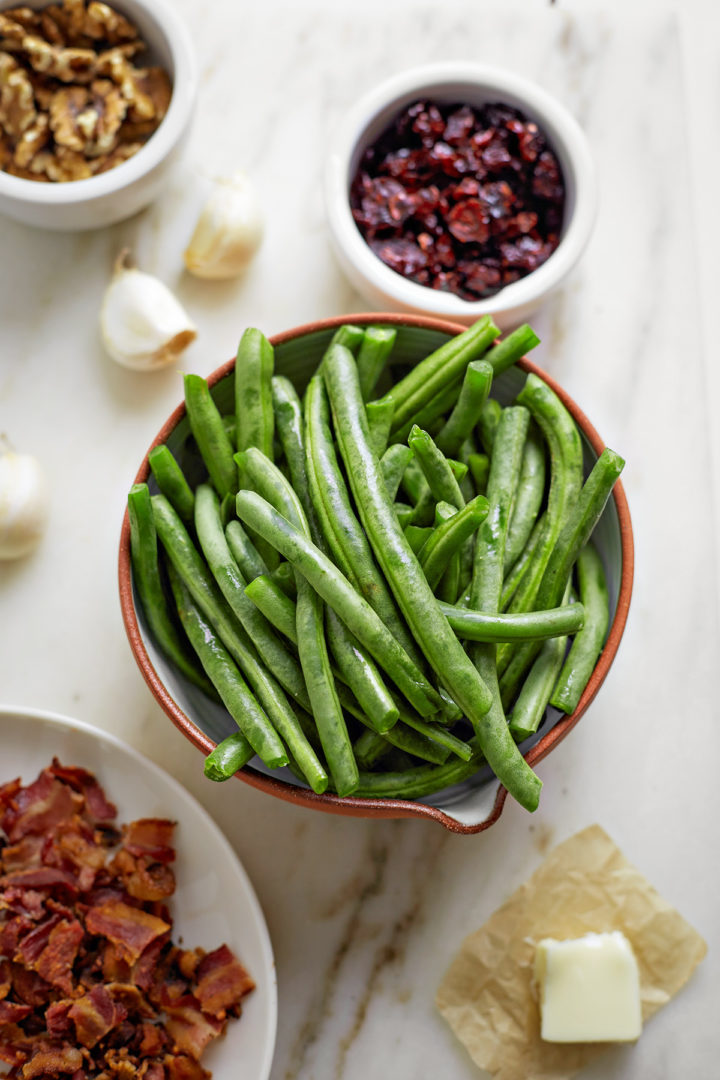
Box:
349;100;565;301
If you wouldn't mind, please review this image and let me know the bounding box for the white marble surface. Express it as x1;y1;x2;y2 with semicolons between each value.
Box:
1;1;719;1077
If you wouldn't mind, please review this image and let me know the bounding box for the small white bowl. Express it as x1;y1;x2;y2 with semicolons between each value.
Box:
0;0;197;230
325;62;597;329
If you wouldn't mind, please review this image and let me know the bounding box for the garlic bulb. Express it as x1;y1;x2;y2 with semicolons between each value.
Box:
100;251;197;371
0;444;48;560
184;172;264;280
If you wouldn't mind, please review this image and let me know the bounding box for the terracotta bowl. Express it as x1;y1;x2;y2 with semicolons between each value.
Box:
118;314;633;834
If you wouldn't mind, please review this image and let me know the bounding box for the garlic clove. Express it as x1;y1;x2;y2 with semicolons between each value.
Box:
100;251;197;371
184;172;264;280
0;448;48;560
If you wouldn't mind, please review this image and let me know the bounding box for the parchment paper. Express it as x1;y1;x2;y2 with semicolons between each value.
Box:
436;825;707;1080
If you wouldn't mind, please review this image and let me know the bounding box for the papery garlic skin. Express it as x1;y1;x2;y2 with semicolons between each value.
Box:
184;173;264;280
0;450;48;560
101;253;197;371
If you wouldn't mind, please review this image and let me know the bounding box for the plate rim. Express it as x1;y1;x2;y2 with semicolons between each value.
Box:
0;702;278;1080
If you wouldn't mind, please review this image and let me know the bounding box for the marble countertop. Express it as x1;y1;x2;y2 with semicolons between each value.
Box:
1;1;718;1076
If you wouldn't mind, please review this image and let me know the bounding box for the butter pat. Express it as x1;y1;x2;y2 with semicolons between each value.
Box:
534;931;642;1043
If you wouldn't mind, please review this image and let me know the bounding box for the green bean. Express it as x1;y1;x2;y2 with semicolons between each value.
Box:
436;359;493;457
245;574;298;643
377;315;499;434
405;525;433;555
235;486;444;718
236;447;361;796
225;519;269;582
127;484;217;699
440;601;584;642
357;326;397;400
222;413;236;443
269;560;297;598
468;453;490;494
304;376;421;662
329;324;365;354
471;407;530;613
482;323;540;376
447;458;468;484
323;347;530;804
326;607;399;733
167;564;289;770
478;397;502;455
349;740;486;799
395;709;473;761
466;403;541;811
194;484;310;710
419;496;489;590
503;424;546;573
204;731;255;781
409;426;465;510
365;398;395;457
184;374;236;499
353;729;392;770
390;378;461;445
550;542;610;714
148;444;195;523
379;444;413;501
235;327;274;459
508;582;574;741
501;512;546;610
499;447;623;703
394;503;416;529
360;718;451;766
499;373;584;635
152;493;330;790
271;375;316;524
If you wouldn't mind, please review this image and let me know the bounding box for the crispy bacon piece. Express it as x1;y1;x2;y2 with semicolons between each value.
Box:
0;758;252;1079
162;995;224;1060
194;946;255;1019
1;771;78;842
86;901;170;965
48;760;117;820
19;1046;84;1078
68;984;128;1048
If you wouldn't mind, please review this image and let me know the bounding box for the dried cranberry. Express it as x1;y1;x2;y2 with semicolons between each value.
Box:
447;200;490;244
349;97;565;300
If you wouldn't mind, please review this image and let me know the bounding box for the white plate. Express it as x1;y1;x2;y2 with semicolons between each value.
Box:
0;705;277;1080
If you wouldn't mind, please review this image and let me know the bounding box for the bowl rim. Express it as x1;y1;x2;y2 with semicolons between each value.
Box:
0;0;197;205
324;61;597;319
118;312;634;835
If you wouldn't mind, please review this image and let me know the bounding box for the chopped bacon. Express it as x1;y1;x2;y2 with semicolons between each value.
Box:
0;999;32;1023
162;996;224;1059
20;1046;84;1078
1;771;78;842
163;1053;211;1080
45;999;73;1037
112;848;175;902
121;820;176;864
1;867;78;895
1;835;44;872
194;946;255;1019
86;901;170;965
48;760;117;821
68;985;128;1048
0;761;251;1079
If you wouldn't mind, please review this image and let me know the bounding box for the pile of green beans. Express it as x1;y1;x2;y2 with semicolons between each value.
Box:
130;317;624;811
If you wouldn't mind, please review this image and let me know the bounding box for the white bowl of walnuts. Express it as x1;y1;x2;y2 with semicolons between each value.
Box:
0;0;197;230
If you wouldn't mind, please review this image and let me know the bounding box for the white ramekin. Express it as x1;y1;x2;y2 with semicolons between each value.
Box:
0;0;197;231
325;62;597;329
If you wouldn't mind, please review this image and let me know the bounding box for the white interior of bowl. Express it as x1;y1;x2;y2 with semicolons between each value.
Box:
325;62;597;321
131;324;622;829
0;0;196;205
